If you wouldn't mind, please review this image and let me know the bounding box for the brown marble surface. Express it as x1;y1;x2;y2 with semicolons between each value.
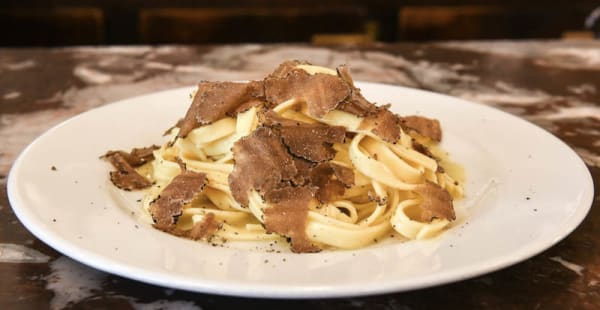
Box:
1;41;599;309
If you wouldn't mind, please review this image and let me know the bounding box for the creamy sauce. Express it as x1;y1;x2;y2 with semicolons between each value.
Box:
430;144;466;184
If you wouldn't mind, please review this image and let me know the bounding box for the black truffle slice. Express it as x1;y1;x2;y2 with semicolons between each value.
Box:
228;127;298;206
262;111;346;162
149;169;208;231
400;115;442;142
336;64;377;117
264;68;350;118
105;152;152;191
104;145;159;167
361;107;401;143
177;80;265;138
413;181;455;222
263;186;320;253
309;163;355;203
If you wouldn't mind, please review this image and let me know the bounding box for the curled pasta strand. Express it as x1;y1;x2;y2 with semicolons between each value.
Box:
361;136;423;183
184;207;252;225
349;134;417;191
186;117;236;145
391;199;450;240
331;200;359;224
203;187;249;213
273;98;298;113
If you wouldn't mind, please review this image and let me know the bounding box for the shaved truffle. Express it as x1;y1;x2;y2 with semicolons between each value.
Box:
331;163;355;187
269;60;310;78
291;157;315;187
104;145;159;167
337;65;403;142
263;186;320;253
228;125;355;252
228;127;298;206
400;116;442;141
412;142;445;173
361;108;401;143
262;111;346;162
178;80;265;138
229;127;322;252
150;170;208;230
412;141;435;159
336;65;376;117
265;69;350;117
310;163;355;203
414;181;455;222
337;94;375;117
105;153;152;190
336;64;355;86
188;213;220;240
281;125;345;162
232;98;264;115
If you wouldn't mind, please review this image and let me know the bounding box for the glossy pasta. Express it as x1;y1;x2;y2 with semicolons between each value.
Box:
133;63;464;251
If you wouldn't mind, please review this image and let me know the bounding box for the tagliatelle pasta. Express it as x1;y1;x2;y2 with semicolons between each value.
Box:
103;61;464;253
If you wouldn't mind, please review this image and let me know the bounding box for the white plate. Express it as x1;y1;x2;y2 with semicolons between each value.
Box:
8;83;593;298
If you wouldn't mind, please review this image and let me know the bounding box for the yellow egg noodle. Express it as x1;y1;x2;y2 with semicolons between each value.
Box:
137;64;463;250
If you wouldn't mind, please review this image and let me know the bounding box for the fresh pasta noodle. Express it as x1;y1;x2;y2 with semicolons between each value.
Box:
103;61;464;253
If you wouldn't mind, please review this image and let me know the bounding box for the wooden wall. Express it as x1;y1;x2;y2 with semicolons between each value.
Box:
0;1;597;46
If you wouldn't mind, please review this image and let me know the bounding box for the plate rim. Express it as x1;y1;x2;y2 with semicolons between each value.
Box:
7;82;595;298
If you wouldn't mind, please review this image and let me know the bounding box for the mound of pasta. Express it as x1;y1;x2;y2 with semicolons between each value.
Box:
103;61;463;253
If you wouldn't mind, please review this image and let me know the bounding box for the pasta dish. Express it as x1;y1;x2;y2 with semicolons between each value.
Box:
103;61;463;253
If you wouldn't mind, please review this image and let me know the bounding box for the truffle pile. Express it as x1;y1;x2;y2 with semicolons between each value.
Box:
103;61;459;253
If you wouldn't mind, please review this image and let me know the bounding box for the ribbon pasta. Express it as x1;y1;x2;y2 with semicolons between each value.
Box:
138;67;464;251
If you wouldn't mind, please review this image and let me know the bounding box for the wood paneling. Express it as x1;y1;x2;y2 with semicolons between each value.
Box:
0;2;597;46
0;8;103;46
399;5;594;40
139;7;367;44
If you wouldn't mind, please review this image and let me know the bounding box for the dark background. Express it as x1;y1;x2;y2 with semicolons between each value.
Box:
0;0;599;46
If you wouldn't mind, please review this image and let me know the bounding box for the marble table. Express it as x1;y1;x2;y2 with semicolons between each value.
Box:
1;41;599;309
